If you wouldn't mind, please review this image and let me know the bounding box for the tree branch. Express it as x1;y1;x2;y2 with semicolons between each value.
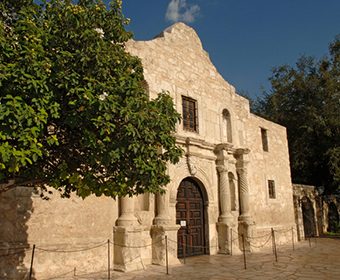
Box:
0;178;47;194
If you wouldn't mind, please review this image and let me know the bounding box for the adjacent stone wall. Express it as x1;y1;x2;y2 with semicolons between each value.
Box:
245;115;295;230
0;187;118;279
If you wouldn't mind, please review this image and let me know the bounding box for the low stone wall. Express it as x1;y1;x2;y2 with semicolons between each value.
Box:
0;187;118;280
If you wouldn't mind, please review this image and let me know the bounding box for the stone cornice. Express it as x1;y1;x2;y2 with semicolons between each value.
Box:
175;135;216;151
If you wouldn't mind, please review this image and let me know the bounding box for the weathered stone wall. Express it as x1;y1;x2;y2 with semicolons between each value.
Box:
0;187;118;279
245;114;295;229
126;22;296;247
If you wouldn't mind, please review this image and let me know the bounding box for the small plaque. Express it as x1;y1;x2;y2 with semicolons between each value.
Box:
181;220;186;227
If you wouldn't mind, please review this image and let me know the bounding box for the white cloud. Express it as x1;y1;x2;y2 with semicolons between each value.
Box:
165;0;200;23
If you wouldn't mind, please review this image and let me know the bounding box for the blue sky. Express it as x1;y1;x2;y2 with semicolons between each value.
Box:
110;0;340;98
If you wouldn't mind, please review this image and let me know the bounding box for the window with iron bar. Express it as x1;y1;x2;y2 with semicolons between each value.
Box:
268;180;276;199
182;96;198;132
261;128;268;151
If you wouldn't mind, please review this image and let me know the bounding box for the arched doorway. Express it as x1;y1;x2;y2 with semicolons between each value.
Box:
176;178;206;258
327;202;339;232
301;196;316;238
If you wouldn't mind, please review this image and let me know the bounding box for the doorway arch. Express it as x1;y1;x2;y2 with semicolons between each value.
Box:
327;202;339;232
301;196;316;238
176;177;207;258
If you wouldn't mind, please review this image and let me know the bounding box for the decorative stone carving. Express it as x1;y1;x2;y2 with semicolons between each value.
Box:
187;155;197;175
216;165;234;224
236;166;252;223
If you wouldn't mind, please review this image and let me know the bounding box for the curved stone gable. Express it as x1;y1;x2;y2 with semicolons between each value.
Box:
126;22;234;102
154;22;205;54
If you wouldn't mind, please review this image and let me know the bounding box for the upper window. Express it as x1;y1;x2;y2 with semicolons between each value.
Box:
222;109;232;143
182;96;198;132
268;180;276;199
261;128;268;151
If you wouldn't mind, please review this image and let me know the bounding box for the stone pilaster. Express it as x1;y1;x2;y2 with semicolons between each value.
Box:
113;226;144;272
151;190;180;265
114;195;141;272
216;223;241;254
151;225;181;266
216;165;234;224
238;220;257;252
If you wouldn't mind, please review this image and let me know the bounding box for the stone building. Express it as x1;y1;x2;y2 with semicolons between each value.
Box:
0;23;296;279
293;184;340;240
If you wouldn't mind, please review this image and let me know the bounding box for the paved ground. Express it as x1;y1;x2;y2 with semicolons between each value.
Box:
46;237;340;280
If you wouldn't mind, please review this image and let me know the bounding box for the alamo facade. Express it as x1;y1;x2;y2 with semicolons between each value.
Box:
0;23;296;279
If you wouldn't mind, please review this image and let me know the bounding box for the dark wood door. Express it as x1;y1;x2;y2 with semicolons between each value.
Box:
176;178;205;258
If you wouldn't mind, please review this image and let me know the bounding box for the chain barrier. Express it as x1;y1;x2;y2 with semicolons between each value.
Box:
110;238;163;249
2;226;312;278
275;227;294;234
168;238;219;251
35;242;107;253
245;234;272;249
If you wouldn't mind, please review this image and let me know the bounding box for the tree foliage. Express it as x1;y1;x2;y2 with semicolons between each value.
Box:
0;0;183;198
249;35;340;194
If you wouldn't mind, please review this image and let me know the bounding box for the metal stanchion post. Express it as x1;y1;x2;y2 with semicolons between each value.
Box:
29;244;36;280
230;228;233;256
165;235;169;275
292;227;294;251
271;228;277;261
108;239;110;280
271;228;275;254
309;236;311;247
242;234;246;270
183;242;186;264
273;230;278;262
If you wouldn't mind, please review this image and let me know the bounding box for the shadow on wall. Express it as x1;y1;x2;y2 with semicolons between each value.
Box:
0;187;35;280
327;202;340;232
301;196;316;238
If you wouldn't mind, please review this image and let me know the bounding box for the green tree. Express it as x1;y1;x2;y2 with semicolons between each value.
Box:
0;0;183;198
250;35;340;194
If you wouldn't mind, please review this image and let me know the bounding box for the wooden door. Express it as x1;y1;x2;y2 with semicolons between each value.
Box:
176;178;205;258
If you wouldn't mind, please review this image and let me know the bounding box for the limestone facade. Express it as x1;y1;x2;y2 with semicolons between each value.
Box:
0;23;296;279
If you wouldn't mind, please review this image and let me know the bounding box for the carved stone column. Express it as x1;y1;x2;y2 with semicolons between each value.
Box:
236;157;256;252
152;190;180;265
236;166;252;222
114;196;142;272
117;195;137;226
217;165;234;224
216;165;238;254
154;191;171;225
